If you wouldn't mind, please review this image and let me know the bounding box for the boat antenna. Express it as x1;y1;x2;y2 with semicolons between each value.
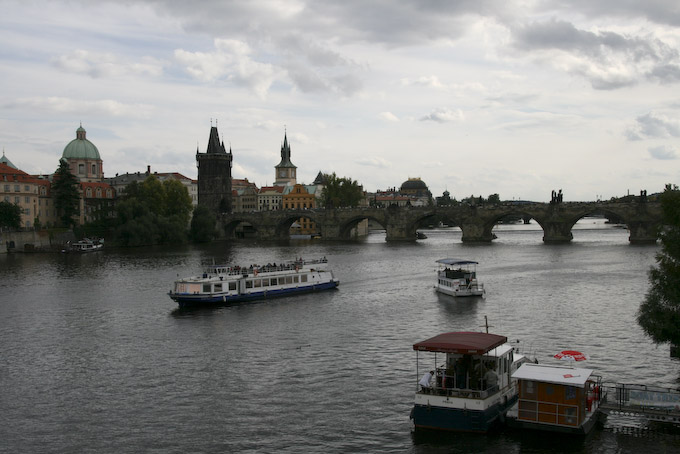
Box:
481;315;494;334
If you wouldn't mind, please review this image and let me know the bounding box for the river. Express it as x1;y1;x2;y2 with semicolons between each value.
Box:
1;219;679;453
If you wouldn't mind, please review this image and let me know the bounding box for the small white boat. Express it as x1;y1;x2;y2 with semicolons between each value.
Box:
435;258;484;297
63;238;104;253
410;331;529;432
506;363;605;434
168;257;339;308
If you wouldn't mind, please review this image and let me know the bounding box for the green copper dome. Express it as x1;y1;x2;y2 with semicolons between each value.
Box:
62;125;101;160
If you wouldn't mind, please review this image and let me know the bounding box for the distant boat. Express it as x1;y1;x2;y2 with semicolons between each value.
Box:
435;258;485;297
62;238;104;253
416;231;427;239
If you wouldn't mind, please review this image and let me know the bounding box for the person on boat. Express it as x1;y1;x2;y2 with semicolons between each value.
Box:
419;370;434;393
483;365;498;392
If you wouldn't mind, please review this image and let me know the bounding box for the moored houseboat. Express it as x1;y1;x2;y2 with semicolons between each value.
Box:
168;258;339;308
507;363;605;434
435;259;484;297
411;331;528;432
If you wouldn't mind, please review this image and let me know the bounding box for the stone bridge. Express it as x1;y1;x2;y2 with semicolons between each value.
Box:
219;200;662;244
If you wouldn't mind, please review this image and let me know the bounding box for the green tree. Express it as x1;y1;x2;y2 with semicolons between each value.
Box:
190;205;217;243
637;184;680;346
0;201;22;229
113;175;192;246
52;159;80;227
320;173;363;208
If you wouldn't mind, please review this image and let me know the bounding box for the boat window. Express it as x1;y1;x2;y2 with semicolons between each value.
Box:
229;282;237;291
214;283;222;292
246;280;253;289
270;278;277;285
253;279;261;288
285;276;292;284
203;284;211;293
293;276;299;283
523;380;536;398
262;279;270;287
300;274;308;283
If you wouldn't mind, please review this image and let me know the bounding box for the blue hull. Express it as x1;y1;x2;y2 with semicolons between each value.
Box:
412;395;518;432
170;280;339;308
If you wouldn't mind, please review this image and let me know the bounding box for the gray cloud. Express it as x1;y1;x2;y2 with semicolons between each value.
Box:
420;108;464;123
649;145;678;160
510;18;680;89
626;112;680;140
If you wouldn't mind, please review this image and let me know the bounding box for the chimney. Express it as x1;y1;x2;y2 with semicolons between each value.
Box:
147;165;151;175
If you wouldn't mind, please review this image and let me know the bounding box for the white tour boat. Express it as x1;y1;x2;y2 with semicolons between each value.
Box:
168;258;339;309
411;331;529;432
435;258;484;297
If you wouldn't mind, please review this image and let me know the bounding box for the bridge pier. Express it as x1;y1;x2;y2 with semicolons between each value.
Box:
627;221;658;244
460;222;494;243
542;222;573;243
385;224;415;242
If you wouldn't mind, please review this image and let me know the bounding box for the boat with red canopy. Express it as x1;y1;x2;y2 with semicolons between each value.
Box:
411;331;528;432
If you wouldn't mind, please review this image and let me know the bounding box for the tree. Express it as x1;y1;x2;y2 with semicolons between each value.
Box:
52;159;80;227
0;201;22;229
190;205;217;242
320;173;363;208
637;184;680;346
113;175;192;246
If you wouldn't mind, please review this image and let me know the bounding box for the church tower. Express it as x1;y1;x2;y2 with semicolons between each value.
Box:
274;130;297;186
196;124;233;214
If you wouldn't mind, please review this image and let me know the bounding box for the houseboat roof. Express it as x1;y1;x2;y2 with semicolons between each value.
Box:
512;363;594;386
413;332;507;354
436;258;479;266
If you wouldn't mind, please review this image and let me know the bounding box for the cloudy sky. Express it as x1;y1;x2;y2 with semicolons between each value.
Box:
2;0;679;202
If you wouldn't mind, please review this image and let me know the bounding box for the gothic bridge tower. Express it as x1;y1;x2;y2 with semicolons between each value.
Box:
274;130;297;186
196;124;233;214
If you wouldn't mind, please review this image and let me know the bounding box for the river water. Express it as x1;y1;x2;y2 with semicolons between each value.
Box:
2;219;680;453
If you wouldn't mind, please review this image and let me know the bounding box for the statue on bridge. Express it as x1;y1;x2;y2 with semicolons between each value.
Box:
550;189;563;204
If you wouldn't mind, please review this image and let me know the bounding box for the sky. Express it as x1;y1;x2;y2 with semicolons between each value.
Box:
1;0;679;202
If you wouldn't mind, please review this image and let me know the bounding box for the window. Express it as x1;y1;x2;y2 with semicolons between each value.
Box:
3;184;8;191
78;164;85;174
214;283;222;292
229;282;236;291
91;164;96;174
246;280;253;289
300;274;308;283
25;196;30;203
86;188;92;197
14;185;19;192
14;196;19;203
270;278;277;286
203;284;211;293
24;185;29;191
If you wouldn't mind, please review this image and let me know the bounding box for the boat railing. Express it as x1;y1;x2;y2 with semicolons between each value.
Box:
418;385;500;400
202;257;329;277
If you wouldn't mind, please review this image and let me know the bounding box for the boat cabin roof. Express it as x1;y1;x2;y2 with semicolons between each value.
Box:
436;258;479;266
413;332;507;354
512;363;594;386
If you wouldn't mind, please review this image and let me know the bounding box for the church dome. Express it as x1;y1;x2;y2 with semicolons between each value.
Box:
400;178;428;191
62;125;101;160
